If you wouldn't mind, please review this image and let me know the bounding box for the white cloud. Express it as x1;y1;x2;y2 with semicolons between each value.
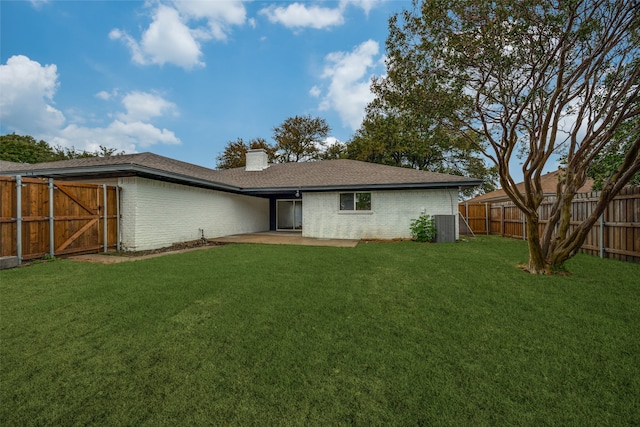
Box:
259;0;384;30
309;86;322;97
172;0;246;40
0;55;65;134
95;90;116;101
0;55;181;153
110;1;248;69
96;91;110;101
118;91;178;122
314;40;381;130
51;121;180;153
260;3;344;29
340;0;383;15
28;0;49;9
111;5;204;69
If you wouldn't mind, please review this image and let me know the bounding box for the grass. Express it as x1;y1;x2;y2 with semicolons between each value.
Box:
1;236;639;426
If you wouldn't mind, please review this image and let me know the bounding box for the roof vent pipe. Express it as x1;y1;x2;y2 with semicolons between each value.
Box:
245;149;269;171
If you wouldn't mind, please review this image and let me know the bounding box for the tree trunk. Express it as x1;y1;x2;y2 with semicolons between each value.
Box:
525;214;549;274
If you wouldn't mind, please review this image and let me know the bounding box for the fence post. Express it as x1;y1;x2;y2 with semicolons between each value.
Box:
49;178;55;257
599;213;605;259
501;205;505;236
103;184;108;253
485;202;489;235
15;176;23;264
522;212;526;240
465;202;468;225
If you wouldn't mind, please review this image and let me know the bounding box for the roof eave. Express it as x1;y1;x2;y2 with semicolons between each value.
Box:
242;180;482;195
10;164;243;193
7;165;481;195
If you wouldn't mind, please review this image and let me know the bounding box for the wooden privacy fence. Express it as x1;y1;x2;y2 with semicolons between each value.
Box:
0;176;119;263
459;186;640;263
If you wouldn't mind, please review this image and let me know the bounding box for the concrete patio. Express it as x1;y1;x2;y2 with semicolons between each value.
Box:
210;231;360;248
67;232;359;264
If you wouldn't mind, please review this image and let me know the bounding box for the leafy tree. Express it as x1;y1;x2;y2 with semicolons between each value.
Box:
347;114;405;166
0;133;59;163
273;115;331;162
1;133;123;164
321;140;346;160
347;113;498;195
250;137;278;163
383;0;640;273
52;144;122;160
588;118;640;190
95;145;124;157
215;137;277;169
216;138;249;169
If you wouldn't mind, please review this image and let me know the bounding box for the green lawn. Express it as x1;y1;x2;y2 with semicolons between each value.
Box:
1;236;639;426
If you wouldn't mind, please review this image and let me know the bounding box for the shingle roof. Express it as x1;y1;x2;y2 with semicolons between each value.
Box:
0;152;481;193
464;170;594;203
0;152;218;180
0;160;25;172
213;159;478;191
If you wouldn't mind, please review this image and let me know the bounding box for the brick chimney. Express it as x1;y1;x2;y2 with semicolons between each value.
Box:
245;149;269;171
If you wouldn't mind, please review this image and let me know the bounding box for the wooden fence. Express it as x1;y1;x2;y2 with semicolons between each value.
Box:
459;186;640;263
0;176;119;263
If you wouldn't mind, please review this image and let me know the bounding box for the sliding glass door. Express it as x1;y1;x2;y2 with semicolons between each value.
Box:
277;200;302;231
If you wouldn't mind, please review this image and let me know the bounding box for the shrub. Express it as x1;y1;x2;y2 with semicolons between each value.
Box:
410;214;436;242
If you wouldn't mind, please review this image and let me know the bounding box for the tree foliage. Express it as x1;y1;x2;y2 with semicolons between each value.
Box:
346;19;499;196
385;0;640;273
273;115;331;162
321;140;346;160
215;137;277;169
217;116;335;168
0;134;57;163
588;118;640;190
347;113;498;195
0;133;122;164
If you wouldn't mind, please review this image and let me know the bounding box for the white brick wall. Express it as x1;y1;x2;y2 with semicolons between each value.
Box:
302;189;459;240
118;177;269;251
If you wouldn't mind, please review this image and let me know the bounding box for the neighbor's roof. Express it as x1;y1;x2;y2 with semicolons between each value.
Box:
464;170;594;203
0;152;482;193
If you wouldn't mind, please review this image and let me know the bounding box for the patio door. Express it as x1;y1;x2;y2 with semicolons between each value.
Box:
277;200;302;231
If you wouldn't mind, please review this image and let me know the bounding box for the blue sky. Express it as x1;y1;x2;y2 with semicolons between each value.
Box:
1;0;409;168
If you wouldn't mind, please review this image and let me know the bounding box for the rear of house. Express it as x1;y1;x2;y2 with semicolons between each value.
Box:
1;151;481;254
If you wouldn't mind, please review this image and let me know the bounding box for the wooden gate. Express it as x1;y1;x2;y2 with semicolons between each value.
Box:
0;176;119;262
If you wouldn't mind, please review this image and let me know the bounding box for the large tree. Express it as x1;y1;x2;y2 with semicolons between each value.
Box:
588;118;640;190
347;113;498;195
1;133;122;163
215;137;277;169
273;115;331;162
0;134;57;163
383;0;640;273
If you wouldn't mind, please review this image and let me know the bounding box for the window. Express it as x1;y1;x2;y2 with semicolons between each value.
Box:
340;192;371;211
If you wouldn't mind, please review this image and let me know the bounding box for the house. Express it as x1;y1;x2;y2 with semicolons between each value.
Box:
1;150;481;251
463;170;594;204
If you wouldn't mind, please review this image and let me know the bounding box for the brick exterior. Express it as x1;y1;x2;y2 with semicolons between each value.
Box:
2;153;476;250
301;189;459;240
118;177;269;251
68;178;459;249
